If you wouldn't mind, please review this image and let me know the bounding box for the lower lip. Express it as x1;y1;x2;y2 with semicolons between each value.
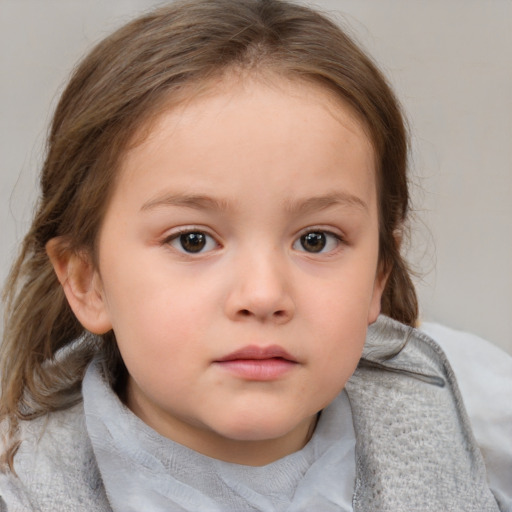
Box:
215;358;297;380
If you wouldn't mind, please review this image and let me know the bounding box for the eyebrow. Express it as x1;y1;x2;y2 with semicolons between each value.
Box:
140;193;232;213
284;192;368;215
140;191;368;214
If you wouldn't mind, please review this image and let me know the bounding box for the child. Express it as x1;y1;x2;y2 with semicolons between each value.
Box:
0;0;510;510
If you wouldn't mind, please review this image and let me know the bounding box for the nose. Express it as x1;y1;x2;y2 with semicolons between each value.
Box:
224;249;295;324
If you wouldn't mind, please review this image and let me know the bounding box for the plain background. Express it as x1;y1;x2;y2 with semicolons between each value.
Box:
1;0;511;354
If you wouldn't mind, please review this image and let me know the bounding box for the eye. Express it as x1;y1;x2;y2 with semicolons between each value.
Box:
167;231;218;254
293;231;341;254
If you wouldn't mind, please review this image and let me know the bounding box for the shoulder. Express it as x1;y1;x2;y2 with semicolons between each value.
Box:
419;321;512;414
347;316;503;511
0;403;110;512
420;322;512;510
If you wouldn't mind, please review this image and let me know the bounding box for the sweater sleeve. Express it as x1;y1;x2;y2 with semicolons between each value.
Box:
420;322;512;512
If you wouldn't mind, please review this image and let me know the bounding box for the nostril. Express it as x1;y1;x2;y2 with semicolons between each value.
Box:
237;309;287;318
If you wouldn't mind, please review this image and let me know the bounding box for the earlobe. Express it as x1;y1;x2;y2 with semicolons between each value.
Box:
46;238;112;334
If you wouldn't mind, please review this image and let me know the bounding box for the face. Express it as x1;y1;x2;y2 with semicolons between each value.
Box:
91;77;385;465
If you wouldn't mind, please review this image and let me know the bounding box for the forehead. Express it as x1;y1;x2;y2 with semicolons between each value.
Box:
127;72;374;157
115;75;377;213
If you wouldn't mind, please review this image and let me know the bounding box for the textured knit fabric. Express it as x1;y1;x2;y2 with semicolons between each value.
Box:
0;316;503;511
420;322;512;511
0;403;109;512
347;318;500;511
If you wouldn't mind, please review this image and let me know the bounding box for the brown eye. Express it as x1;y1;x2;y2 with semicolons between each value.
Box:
180;232;206;253
168;231;217;254
293;230;342;254
300;232;326;253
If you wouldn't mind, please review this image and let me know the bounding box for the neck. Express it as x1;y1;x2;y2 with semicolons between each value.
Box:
187;413;320;466
126;382;319;466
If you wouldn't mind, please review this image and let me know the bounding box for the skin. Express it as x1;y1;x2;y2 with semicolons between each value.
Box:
50;76;387;466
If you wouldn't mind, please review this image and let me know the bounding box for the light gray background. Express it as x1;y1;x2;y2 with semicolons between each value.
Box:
1;1;511;354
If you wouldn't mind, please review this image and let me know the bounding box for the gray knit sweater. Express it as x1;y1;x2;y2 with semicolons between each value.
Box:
0;316;501;511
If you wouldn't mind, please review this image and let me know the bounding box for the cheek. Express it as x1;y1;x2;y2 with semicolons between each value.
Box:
311;308;366;373
301;267;378;327
102;268;219;363
297;267;376;379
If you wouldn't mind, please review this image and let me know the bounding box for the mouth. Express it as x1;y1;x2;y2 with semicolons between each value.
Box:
214;345;298;381
216;345;296;362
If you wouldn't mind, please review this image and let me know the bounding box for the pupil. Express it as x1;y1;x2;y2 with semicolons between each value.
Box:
180;232;206;253
301;232;326;253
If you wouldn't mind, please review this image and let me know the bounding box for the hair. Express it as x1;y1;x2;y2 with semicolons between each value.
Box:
1;0;417;467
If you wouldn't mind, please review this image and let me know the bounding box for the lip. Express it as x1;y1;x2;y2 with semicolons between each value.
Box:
216;345;296;362
214;345;298;381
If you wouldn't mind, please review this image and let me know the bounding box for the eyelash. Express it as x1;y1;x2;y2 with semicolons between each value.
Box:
162;228;345;256
292;229;344;255
163;229;219;255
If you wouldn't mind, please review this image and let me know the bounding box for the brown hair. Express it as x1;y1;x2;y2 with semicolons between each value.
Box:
1;0;417;465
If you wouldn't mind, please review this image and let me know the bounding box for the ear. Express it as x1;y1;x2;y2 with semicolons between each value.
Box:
368;229;402;324
367;264;389;324
46;238;112;334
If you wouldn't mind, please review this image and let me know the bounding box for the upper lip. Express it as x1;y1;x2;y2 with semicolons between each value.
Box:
216;345;297;362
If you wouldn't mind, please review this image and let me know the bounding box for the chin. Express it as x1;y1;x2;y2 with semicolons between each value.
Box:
214;412;311;444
